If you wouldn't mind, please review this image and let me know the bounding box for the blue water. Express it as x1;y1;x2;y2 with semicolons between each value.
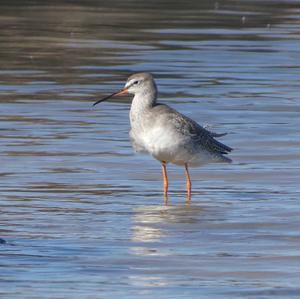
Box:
0;1;300;298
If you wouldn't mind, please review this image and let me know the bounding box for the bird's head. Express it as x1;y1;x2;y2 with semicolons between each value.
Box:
93;72;156;106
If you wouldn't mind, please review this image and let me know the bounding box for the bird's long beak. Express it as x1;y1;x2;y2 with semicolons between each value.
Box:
93;87;129;106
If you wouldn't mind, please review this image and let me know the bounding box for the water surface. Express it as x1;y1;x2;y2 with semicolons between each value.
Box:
0;1;300;298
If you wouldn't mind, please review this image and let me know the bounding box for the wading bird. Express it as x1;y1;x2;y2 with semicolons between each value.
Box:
93;73;232;202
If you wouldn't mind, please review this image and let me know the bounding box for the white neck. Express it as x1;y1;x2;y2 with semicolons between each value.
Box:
129;88;157;126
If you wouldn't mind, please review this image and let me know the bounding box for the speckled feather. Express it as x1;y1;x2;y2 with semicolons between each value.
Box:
97;72;232;167
152;104;232;155
94;72;232;197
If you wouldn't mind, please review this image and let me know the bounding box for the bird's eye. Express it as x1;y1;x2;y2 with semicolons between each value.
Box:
133;81;139;85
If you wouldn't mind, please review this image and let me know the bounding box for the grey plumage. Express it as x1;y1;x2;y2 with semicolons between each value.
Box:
94;72;232;199
150;103;232;162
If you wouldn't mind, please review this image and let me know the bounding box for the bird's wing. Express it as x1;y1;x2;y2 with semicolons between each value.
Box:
153;104;232;155
191;121;232;154
203;125;227;138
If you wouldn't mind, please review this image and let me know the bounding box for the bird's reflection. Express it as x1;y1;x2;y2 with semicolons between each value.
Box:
128;202;206;288
127;198;227;289
130;202;205;255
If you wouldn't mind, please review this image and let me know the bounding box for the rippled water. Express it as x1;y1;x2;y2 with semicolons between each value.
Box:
1;1;300;298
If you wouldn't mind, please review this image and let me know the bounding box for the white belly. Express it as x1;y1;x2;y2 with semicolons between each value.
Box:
130;126;212;166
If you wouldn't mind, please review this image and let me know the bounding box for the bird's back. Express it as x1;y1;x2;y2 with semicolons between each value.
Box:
149;103;232;163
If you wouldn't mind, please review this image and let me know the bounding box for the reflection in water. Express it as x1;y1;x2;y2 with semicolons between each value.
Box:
131;206;170;244
129;204;206;289
128;275;170;288
130;204;205;253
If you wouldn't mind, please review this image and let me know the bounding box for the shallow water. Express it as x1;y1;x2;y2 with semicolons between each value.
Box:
1;1;300;298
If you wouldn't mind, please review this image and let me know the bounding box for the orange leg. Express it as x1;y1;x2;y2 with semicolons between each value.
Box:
185;163;192;200
161;161;168;200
